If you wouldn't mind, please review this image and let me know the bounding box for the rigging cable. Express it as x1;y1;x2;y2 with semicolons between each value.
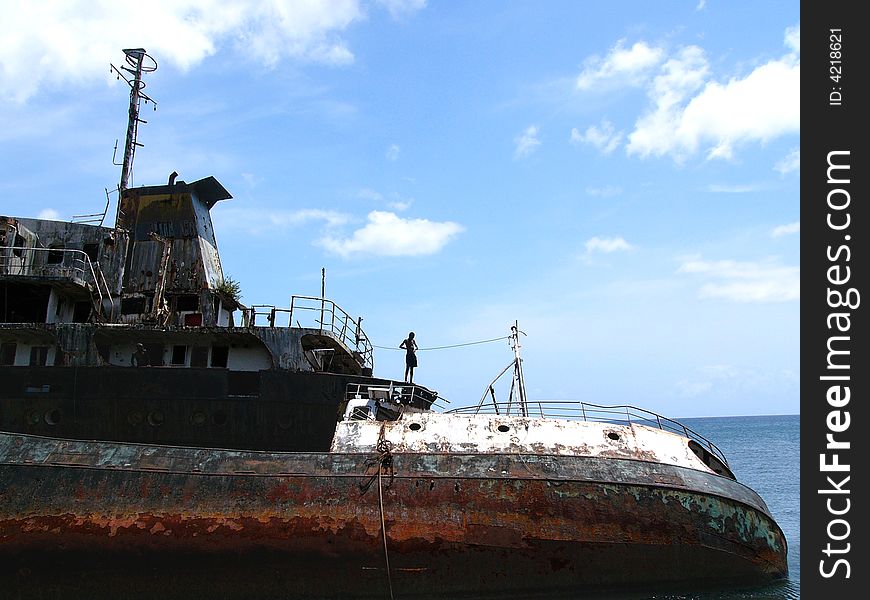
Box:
373;335;508;352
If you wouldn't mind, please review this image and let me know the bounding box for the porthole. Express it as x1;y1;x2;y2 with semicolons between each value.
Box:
128;411;143;426
497;424;510;433
408;422;422;431
27;412;41;426
607;432;620;441
44;409;62;426
191;411;207;426
278;414;293;430
147;410;165;427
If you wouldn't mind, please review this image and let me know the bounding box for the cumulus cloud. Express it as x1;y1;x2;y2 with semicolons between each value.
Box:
775;148;800;175
678;256;799;302
570;120;623;154
771;222;800;238
514;125;541;159
785;24;800;53
318;211;464;257
0;0;366;103
576;40;664;91
585;236;633;254
626;26;800;161
386;144;401;161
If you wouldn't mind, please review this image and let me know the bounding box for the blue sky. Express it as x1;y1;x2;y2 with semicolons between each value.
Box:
0;0;799;417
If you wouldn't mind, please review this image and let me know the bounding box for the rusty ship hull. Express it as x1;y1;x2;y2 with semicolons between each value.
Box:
0;430;787;599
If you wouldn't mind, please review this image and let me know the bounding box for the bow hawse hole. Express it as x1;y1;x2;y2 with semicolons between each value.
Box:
409;422;422;431
497;425;510;433
607;432;620;441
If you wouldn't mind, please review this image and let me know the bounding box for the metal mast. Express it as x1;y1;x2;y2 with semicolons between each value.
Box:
111;48;157;196
510;321;528;416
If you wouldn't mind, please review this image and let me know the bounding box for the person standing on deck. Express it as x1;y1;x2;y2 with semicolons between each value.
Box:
131;343;150;367
400;332;418;383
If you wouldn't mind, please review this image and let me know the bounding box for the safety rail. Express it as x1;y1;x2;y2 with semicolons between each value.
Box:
345;381;439;409
0;246;114;320
446;401;729;467
239;296;374;370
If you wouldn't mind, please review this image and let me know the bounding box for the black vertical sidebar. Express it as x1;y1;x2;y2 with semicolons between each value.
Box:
802;1;867;597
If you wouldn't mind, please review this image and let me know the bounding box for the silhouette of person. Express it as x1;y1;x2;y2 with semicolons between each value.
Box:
400;332;418;383
131;343;150;367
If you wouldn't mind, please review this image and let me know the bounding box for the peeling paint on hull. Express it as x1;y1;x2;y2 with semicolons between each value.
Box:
0;432;786;598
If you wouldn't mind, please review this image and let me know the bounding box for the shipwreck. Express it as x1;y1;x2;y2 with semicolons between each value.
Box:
0;49;786;599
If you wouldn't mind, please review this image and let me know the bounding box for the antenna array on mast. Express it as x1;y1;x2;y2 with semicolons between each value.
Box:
110;48;158;199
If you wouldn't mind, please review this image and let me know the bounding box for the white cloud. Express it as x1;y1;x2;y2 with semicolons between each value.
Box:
771;222;800;238
678;256;799;302
696;0;707;10
318;210;464;257
240;172;263;187
585;236;633;254
785;24;800;54
627;27;799;161
0;0;364;103
386;144;401;161
388;199;413;211
576;40;664;91
37;209;61;220
676;365;798;402
570;120;623;154
213;206;349;235
376;0;427;19
514;125;541;159
357;188;385;202
775;148;800;175
585;185;622;198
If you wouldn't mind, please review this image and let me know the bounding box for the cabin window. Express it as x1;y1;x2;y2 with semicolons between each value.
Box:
210;345;229;368
190;346;209;367
12;234;25;257
29;346;49;366
176;295;199;311
83;243;99;262
121;297;147;315
0;342;16;365
170;345;187;366
47;244;64;264
184;313;203;326
72;301;91;323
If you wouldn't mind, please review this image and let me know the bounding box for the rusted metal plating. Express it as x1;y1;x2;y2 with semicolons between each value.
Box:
0;430;787;597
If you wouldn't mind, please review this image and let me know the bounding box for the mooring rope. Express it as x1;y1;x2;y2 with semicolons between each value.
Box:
360;435;396;600
378;461;395;600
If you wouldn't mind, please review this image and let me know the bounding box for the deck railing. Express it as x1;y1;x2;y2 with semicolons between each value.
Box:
446;400;729;467
0;246;114;320
240;296;374;370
